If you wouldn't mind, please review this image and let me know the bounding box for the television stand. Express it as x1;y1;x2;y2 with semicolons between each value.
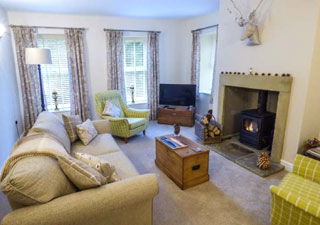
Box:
157;107;195;127
163;105;176;110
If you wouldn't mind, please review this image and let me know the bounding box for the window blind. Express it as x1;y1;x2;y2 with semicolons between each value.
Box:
124;38;147;103
37;35;71;111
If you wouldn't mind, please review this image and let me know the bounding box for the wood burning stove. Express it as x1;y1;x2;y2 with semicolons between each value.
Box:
240;91;276;150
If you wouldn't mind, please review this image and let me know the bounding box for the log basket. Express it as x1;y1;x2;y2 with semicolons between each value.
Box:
195;115;222;144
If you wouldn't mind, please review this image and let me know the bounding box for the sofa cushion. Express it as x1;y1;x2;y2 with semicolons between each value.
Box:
99;152;139;180
1;156;76;206
76;119;98;145
62;114;82;142
74;152;119;183
72;134;120;156
58;155;107;190
279;173;320;203
28;112;71;153
127;118;146;130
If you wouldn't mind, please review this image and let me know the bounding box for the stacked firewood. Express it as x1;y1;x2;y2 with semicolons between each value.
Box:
199;110;221;143
203;124;221;139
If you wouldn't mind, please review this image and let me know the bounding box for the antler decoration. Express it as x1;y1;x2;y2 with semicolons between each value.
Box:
227;0;264;46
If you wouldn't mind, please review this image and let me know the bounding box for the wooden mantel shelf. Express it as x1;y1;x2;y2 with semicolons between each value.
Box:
220;74;293;93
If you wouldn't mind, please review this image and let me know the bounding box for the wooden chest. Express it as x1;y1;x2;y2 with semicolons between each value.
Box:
157;107;195;127
155;135;209;190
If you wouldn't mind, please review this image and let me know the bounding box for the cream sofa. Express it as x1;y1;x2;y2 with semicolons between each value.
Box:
1;112;159;225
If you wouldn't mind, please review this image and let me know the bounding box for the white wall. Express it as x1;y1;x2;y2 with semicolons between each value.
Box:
298;10;320;151
8;11;183;119
177;13;219;84
213;0;320;164
0;8;22;167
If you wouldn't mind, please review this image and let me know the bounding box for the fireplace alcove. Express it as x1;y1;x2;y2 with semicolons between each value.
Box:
218;74;293;163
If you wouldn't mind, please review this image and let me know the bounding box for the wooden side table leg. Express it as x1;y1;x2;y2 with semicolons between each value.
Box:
124;137;128;143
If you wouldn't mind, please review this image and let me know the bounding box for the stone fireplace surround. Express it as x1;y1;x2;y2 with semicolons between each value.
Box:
218;73;293;163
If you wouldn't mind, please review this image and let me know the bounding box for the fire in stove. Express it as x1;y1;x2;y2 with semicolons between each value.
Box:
244;120;258;133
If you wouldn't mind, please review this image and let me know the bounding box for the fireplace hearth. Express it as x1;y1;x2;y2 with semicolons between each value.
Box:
218;73;293;163
240;91;276;149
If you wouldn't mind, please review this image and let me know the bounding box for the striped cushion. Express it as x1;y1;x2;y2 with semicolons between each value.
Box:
58;155;107;190
62;114;82;142
293;154;320;184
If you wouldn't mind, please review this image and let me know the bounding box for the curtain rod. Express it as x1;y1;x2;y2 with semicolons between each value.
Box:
10;25;86;30
191;24;218;33
104;28;161;33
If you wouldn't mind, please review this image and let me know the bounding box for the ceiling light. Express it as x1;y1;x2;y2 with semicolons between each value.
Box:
0;24;6;38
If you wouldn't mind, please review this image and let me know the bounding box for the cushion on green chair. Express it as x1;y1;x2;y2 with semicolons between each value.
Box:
279;173;320;203
127;118;146;130
107;98;124;118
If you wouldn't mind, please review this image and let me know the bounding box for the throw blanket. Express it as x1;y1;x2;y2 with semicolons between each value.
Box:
0;133;67;182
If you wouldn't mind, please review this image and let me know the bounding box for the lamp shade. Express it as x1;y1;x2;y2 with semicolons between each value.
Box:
25;48;52;65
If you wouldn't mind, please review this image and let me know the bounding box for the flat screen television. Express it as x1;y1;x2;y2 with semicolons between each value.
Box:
159;84;196;107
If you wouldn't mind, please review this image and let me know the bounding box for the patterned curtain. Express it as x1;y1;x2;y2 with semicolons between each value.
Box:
106;31;126;102
147;32;160;120
65;28;90;121
12;26;41;131
191;30;201;100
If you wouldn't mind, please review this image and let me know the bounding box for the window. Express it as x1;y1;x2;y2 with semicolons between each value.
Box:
199;27;218;94
123;37;148;104
37;34;71;111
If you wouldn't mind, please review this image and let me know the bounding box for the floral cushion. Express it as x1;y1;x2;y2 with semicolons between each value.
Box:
102;101;121;118
76;119;98;145
74;152;119;183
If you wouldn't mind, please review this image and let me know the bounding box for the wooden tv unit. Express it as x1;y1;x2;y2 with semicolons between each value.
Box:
157;107;195;127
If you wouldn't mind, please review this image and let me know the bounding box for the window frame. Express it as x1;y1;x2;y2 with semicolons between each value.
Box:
198;26;218;95
123;36;148;104
37;33;71;112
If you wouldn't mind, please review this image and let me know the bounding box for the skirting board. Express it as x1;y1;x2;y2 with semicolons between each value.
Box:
281;160;293;172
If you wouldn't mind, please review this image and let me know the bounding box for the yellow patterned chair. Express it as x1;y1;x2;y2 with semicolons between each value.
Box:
95;90;149;143
270;154;320;225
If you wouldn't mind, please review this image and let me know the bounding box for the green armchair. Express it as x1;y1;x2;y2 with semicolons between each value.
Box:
95;90;150;143
270;154;320;225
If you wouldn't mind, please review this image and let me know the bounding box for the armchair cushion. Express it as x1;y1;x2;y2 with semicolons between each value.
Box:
105;98;124;118
102;101;121;118
125;108;150;118
127;118;147;130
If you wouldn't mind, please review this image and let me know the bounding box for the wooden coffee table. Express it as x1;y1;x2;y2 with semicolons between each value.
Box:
155;135;209;190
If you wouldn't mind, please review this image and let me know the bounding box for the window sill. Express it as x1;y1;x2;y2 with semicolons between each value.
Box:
48;109;71;113
127;102;147;106
199;92;211;95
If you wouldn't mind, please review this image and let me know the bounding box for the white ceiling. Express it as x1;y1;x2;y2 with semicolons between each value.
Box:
0;0;220;19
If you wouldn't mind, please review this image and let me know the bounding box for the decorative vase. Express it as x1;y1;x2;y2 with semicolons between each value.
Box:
173;124;180;136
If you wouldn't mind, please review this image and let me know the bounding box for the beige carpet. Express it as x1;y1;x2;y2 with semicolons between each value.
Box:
0;121;286;225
